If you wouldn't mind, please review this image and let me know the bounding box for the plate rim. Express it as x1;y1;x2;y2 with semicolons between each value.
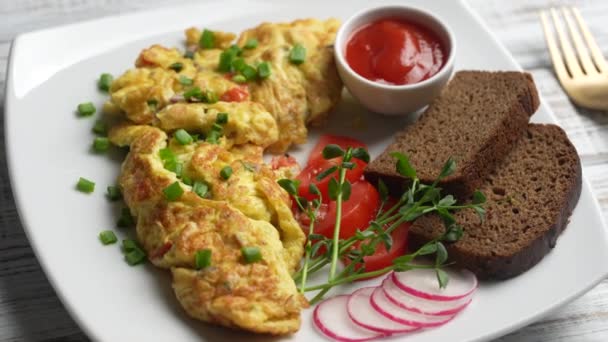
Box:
4;1;608;341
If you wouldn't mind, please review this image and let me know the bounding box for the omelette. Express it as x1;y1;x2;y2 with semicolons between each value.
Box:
109;125;307;334
105;18;342;153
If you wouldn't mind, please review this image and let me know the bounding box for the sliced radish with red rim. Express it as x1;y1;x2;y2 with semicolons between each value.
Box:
382;276;472;316
370;287;454;328
314;295;388;342
347;287;420;334
391;268;477;301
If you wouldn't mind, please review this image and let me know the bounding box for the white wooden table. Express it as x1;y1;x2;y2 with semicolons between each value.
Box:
1;0;607;341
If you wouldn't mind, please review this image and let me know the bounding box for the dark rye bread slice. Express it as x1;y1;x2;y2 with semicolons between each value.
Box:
365;71;540;199
409;124;582;280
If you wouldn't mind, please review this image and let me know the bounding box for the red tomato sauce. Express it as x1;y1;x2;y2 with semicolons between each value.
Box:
345;18;446;85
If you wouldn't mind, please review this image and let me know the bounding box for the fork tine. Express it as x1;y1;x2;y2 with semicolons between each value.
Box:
540;11;570;83
562;7;598;75
550;8;583;78
572;7;608;72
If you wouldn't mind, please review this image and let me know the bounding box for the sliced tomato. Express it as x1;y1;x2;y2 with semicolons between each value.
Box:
308;135;367;166
297;181;380;240
220;86;249;102
344;222;411;280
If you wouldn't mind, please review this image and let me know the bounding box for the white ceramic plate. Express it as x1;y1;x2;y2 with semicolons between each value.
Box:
5;0;608;341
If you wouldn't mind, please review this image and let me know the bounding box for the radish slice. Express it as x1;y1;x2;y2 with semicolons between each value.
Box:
392;268;477;301
314;295;388;342
347;287;420;334
370;287;454;328
382;276;472;316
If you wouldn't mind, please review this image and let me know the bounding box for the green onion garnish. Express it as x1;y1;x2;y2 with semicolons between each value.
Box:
107;186;122;201
192;181;209;198
169;62;184;72
163;181;183;201
147;98;158;111
206;130;221;144
232;58;246;72
289;44;306;64
92;120;107;135
122;239;139;252
183;86;203;100
76;177;95;193
99;230;118;245
116;207;135;228
212;123;223;131
205;90;218;104
241;246;262;263
232;75;247;83
257;62;271;79
228;44;242;56
77;102;96;117
220;166;233;180
93;137;110;152
216;112;228;124
182;176;193;186
199;29;215;49
195;249;212;269
98;73;113;92
184;50;195;59
174;129;193;145
179;75;194;86
244;38;258;49
218;50;235;72
241;65;257;81
159;147;175;161
125;248;146;266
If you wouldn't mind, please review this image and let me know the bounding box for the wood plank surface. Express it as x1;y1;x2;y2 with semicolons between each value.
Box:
0;0;607;341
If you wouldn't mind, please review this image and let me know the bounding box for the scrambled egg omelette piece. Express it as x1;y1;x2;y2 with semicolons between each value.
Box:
108;125;307;334
236;18;343;153
156;102;278;149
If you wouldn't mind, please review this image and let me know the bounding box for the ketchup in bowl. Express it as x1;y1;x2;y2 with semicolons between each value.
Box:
345;18;446;86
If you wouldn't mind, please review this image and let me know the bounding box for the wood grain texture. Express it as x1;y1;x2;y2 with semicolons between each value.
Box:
0;0;607;341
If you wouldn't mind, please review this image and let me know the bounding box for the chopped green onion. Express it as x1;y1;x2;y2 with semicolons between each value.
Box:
163;181;183;201
195;249;212;269
76;177;95;193
174;162;184;178
205;90;218;104
183;87;203;100
99;230;118;245
232;75;247;83
116;207;135;228
218;50;235;72
206;130;221;144
220;166;233;180
92;120;107;135
159;147;175;161
226;45;242;57
192;181;209;198
231;58;246;72
169;62;184;72
182;176;193;186
199;29;215;49
164;159;182;174
77;102;96;117
93;137;110;152
241;65;257;81
179;75;194;86
122;239;139;252
289;44;306;64
257;62;271;79
184;50;195;59
216;112;228;124
211;123;223;131
174;129;193;145
125;248;146;266
107;186;122;201
241;246;262;263
147;98;158;111
98;73;113;92
244;38;258;49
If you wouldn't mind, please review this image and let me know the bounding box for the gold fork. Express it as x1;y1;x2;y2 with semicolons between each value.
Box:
540;7;608;111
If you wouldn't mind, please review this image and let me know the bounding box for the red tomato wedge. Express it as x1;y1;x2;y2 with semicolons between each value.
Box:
297;135;368;202
344;222;411;280
297;181;380;240
220;86;249;102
